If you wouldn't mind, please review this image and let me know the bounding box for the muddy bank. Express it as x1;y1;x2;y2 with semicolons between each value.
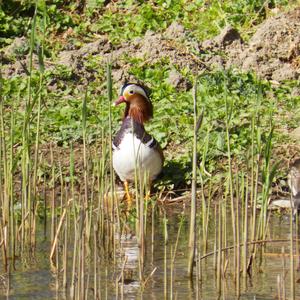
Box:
2;8;300;85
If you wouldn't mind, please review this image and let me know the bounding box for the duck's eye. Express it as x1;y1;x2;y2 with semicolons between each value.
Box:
129;90;134;94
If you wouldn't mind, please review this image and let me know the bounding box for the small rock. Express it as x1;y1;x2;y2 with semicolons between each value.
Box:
201;39;217;50
3;36;28;59
291;87;300;97
209;55;224;70
132;37;142;47
48;82;58;92
270;199;291;209
58;37;112;68
167;69;192;91
144;30;155;38
112;69;125;83
242;54;258;70
165;22;186;40
289;127;300;140
272;64;299;81
79;41;101;55
57;51;76;67
79;38;111;55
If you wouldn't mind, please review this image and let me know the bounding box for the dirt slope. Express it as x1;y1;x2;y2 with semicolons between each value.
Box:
2;8;300;84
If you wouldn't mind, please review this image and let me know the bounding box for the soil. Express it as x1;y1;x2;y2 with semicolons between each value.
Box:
2;8;300;85
225;8;300;81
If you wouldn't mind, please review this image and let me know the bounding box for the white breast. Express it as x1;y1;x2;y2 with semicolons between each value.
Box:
113;133;163;182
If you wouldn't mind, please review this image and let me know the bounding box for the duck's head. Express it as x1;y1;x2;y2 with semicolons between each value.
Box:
114;83;153;124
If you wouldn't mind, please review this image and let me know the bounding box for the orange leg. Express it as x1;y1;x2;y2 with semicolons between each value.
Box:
124;180;132;206
145;190;151;202
145;179;152;202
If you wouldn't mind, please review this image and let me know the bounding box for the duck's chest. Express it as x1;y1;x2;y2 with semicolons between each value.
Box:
113;132;154;156
112;132;162;181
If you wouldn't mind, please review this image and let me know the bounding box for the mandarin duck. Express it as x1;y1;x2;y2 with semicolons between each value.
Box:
112;83;164;201
288;158;300;220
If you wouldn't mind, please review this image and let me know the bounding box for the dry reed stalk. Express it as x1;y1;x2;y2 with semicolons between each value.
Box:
82;89;89;208
281;247;286;299
188;80;200;278
235;173;241;297
170;245;173;299
70;215;79;299
142;266;157;289
50;201;70;262
242;175;249;280
138;177;145;282
224;93;237;282
278;275;282;300
216;203;222;294
93;224;98;300
289;201;295;300
62;212;68;290
151;203;155;266
164;213;168;299
213;205;217;272
50;144;56;245
0;224;8;271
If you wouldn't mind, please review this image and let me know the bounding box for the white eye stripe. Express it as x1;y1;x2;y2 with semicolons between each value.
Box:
123;84;149;101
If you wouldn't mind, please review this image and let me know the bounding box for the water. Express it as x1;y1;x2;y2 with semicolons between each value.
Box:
0;208;299;299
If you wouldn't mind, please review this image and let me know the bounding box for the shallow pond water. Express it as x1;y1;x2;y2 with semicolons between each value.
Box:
1;208;299;299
